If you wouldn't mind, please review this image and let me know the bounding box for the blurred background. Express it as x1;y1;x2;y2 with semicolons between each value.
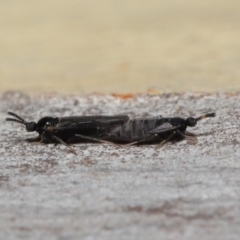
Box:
0;0;240;95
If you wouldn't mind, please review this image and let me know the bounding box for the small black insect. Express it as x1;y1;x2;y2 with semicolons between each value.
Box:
6;111;215;153
103;112;216;146
6;111;129;154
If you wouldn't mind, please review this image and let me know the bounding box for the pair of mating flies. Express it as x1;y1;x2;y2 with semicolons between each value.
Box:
6;111;215;154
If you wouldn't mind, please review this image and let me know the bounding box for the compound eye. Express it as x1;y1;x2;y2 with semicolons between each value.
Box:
186;117;197;127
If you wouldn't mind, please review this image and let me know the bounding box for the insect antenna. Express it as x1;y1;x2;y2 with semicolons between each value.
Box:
195;112;216;122
7;112;27;123
6;112;37;132
6;112;27;125
6;118;25;124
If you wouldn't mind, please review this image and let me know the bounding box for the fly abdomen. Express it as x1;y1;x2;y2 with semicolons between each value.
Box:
131;119;145;139
117;118;159;141
107;116;168;142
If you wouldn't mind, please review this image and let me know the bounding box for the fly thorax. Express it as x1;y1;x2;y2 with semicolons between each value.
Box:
40;131;55;143
36;117;59;134
170;118;187;131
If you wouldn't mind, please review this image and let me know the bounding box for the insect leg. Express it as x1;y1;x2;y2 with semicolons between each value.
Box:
52;135;77;155
184;131;197;137
26;136;41;142
155;131;176;149
177;130;198;145
40;134;45;143
75;134;117;146
177;130;197;139
125;135;157;146
126;124;180;146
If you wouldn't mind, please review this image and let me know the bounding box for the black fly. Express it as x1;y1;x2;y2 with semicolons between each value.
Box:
6;111;215;153
6;111;129;154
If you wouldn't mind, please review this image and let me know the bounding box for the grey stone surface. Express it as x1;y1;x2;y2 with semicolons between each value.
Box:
0;92;240;240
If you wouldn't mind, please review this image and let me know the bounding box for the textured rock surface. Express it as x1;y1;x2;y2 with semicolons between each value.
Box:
0;92;240;240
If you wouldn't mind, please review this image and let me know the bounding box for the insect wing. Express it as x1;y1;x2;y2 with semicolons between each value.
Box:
52;115;129;130
150;122;178;134
145;115;163;119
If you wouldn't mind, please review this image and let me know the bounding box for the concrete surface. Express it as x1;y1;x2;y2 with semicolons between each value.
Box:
1;0;240;94
0;91;240;239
